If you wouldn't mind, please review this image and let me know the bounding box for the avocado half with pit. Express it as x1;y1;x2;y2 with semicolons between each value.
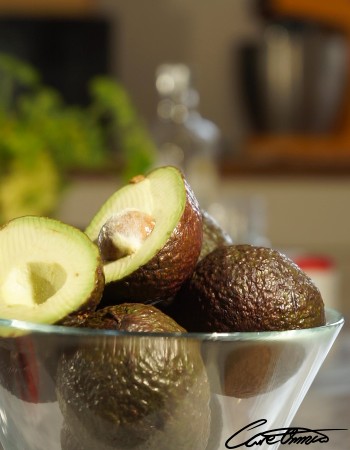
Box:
85;166;203;304
0;216;104;325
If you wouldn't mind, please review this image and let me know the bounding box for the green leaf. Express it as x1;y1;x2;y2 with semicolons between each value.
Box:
0;52;40;87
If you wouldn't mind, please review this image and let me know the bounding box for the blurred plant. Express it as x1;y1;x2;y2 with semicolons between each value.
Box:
89;77;158;180
0;53;156;223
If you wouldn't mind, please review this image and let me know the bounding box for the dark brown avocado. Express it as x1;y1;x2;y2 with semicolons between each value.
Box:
61;422;114;450
78;302;186;332
170;245;325;332
199;209;233;261
56;303;211;450
221;341;305;398
85;166;203;305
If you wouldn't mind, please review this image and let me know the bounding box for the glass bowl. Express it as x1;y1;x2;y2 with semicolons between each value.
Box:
0;308;344;450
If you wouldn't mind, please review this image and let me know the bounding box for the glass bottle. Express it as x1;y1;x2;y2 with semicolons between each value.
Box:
152;63;222;209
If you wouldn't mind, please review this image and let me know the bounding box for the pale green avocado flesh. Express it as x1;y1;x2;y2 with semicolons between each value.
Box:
0;216;103;324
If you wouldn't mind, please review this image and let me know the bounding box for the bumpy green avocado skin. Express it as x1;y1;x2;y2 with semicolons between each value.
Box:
56;304;211;450
102;178;203;306
199;210;233;261
172;245;325;332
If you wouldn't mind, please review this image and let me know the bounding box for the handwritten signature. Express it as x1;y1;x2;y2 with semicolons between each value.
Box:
225;419;347;448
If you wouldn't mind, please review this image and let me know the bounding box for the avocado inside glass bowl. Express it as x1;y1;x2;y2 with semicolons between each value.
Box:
0;308;344;450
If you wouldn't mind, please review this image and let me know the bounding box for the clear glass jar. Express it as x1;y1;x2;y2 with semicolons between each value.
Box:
152;63;222;209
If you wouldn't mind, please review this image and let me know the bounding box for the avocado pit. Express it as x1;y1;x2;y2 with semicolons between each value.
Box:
97;209;156;261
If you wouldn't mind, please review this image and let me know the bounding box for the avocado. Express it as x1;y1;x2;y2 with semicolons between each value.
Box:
85;166;203;305
61;423;83;450
154;209;232;317
200;210;233;261
61;422;114;450
56;303;211;450
75;302;187;332
221;341;305;398
170;245;325;332
0;216;104;325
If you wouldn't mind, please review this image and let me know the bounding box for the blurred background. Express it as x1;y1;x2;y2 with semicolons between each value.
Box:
0;0;350;320
0;1;349;444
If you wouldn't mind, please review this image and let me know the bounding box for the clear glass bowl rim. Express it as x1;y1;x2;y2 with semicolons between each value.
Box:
0;307;344;341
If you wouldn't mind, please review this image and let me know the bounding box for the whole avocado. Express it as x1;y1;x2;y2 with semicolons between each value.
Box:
221;341;305;398
56;304;211;450
172;245;325;332
199;210;233;261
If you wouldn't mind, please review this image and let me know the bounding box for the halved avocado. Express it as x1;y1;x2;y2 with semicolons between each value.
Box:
0;216;104;325
85;166;203;304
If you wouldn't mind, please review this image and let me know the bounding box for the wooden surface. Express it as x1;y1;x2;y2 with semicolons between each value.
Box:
243;134;350;173
219;153;350;178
